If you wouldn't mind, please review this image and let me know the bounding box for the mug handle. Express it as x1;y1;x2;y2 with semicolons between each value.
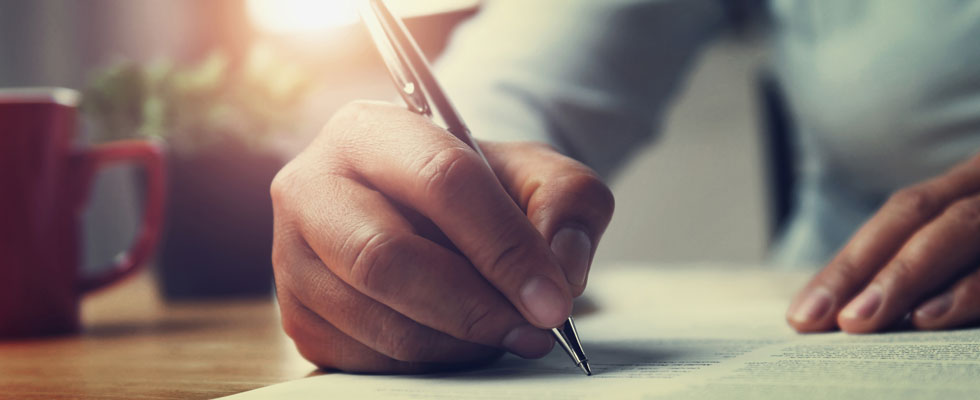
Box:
74;140;167;293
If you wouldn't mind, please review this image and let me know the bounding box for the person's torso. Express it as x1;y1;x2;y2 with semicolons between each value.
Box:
767;0;980;265
772;0;980;198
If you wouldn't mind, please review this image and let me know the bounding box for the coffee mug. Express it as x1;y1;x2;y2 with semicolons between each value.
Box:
0;87;166;338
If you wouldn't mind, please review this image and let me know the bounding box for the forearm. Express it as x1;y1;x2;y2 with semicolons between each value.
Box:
437;0;728;178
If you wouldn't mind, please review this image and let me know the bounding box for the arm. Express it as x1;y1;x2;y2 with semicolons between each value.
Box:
271;0;726;373
438;0;728;178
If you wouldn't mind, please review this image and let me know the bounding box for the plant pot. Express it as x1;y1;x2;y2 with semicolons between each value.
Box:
156;139;281;300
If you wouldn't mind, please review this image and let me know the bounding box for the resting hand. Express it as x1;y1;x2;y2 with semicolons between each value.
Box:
270;101;614;372
787;153;980;333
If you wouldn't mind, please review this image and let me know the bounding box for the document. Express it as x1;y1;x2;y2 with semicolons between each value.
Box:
224;264;980;399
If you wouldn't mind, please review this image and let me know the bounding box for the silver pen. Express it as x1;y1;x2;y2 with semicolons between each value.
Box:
356;0;592;376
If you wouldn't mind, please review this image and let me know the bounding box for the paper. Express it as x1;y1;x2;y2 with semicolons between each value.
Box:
223;264;980;399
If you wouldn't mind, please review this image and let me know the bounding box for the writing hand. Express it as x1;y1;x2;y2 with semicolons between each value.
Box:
271;102;614;372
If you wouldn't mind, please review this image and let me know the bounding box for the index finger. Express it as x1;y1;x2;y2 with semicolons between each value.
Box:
326;101;572;329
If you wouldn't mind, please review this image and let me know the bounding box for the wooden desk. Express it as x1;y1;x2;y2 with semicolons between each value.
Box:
0;271;312;399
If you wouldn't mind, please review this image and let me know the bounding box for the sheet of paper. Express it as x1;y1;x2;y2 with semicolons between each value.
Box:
223;264;980;399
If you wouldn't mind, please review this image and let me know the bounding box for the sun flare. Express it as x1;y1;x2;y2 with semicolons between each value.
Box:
247;0;359;34
247;0;481;35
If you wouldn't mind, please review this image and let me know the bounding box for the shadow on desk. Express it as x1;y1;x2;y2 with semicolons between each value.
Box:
420;341;677;382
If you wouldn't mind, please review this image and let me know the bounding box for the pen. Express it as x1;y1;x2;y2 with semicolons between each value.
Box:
356;0;592;376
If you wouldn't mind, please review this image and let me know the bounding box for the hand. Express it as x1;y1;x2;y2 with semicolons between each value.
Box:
270;101;614;372
787;153;980;333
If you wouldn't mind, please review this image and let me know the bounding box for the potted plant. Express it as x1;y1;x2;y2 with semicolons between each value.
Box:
82;46;313;300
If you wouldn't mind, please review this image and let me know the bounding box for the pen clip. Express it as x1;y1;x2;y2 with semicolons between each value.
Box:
356;0;481;156
356;0;431;117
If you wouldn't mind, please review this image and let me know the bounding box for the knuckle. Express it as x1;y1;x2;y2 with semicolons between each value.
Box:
945;198;980;232
326;101;409;144
886;258;919;286
322;101;394;148
348;230;405;294
269;162;298;209
329;101;380;130
458;302;497;342
887;187;938;221
416;146;481;200
562;173;616;218
485;239;529;278
280;306;308;343
822;256;866;288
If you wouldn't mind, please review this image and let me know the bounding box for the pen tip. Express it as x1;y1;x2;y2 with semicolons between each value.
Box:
580;361;593;376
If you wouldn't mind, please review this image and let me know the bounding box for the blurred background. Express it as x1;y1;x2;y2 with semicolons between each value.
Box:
0;0;771;298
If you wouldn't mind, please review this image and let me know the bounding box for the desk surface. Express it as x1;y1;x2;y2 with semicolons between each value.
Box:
0;265;811;399
223;266;980;400
0;271;312;400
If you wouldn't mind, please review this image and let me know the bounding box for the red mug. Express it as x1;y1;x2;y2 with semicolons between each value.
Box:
0;88;166;338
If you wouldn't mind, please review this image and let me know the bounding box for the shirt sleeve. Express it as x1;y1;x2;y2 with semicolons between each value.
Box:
436;0;728;178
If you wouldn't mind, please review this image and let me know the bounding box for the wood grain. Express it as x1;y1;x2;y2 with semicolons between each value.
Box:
0;271;313;399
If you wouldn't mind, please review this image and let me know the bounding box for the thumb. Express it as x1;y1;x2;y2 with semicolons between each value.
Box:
480;140;615;295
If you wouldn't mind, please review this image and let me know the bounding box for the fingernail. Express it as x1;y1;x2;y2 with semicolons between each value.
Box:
788;287;833;323
502;325;554;359
520;276;570;327
915;292;953;321
840;286;883;321
551;228;592;286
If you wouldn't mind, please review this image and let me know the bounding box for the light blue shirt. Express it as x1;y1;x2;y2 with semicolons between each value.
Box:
436;0;980;268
